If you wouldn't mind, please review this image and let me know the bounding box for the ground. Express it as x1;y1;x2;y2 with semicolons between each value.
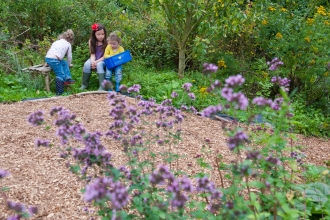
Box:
0;93;329;219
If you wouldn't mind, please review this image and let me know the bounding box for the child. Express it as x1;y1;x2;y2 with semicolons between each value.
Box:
45;29;75;96
80;23;107;91
104;32;125;92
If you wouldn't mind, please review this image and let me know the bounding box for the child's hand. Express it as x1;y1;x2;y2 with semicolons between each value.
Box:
91;61;97;69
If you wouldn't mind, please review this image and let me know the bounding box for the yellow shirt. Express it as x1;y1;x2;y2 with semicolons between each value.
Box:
104;45;125;58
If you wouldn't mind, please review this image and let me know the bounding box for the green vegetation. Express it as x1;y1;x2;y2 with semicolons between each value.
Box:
1;1;330;219
0;0;329;138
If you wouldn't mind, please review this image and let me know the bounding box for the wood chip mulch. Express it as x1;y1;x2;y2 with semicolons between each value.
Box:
0;93;329;219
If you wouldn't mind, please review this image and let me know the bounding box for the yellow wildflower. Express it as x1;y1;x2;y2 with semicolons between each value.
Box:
275;32;283;39
307;18;314;25
281;7;288;12
268;6;276;11
199;87;207;94
324;21;330;25
325;72;329;77
310;59;315;65
317;6;327;16
304;37;310;42
217;59;227;68
262;20;268;25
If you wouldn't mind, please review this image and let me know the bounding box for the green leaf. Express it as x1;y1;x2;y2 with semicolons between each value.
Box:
158;211;166;219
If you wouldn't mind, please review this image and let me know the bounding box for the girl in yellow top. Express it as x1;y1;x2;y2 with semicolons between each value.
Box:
104;32;125;92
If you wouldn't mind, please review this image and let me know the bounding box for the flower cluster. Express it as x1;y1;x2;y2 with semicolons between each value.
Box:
35;138;50;148
84;177;113;202
290;151;305;165
201;105;223;118
219;74;249;110
6;201;38;219
182;82;192;92
227;130;249;151
203;63;218;74
27;110;44;126
150;165;222;210
271;76;290;92
127;84;141;93
206;80;221;93
91;23;99;31
267;57;284;71
252;96;284;111
102;80;113;91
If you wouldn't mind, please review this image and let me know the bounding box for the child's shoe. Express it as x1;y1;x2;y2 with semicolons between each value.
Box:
64;79;76;85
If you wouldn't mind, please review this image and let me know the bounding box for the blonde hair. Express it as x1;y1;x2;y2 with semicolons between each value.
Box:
107;32;121;44
58;29;74;43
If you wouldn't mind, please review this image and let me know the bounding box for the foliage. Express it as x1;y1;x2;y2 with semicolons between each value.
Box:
24;64;330;219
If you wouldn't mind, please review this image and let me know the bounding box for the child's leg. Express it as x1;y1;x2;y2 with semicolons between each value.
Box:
45;58;65;95
105;68;112;81
45;58;65;81
114;65;123;92
61;60;75;84
61;60;72;80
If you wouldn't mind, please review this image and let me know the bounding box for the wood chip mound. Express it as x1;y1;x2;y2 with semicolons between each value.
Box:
0;93;329;219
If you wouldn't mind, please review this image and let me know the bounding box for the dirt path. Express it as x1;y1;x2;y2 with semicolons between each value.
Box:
0;93;329;219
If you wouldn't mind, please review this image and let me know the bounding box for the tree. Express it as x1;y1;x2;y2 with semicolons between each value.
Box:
152;0;217;78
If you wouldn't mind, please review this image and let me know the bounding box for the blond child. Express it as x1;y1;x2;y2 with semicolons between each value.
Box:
104;32;125;92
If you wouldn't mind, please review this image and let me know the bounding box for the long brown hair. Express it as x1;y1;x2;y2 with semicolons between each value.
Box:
90;23;107;54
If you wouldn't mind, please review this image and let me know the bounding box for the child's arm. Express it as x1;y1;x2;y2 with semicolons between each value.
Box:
67;44;72;66
104;45;111;58
88;40;96;62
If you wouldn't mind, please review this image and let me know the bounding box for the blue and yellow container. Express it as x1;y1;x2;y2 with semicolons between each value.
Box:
104;50;132;69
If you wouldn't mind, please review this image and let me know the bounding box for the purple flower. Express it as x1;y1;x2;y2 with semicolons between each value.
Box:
227;131;249;150
35;138;50;148
171;192;189;208
84;177;113;202
28;206;38;215
225;74;245;87
150;165;175;185
246;151;261;160
221;87;249;110
207;189;223;214
203;63;218;74
267;57;284;71
265;155;281;166
127;84;141;93
182;82;192;92
201;105;223;117
7;201;26;212
171;91;178;98
271;76;290;92
188;92;196;100
0;169;10;178
49;106;63;116
119;85;128;92
196;176;215;193
27;110;44;126
102;80;113;91
207;80;221;93
179;176;193;192
110;182;129;209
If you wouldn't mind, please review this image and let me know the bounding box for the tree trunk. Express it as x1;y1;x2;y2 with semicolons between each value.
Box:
178;47;186;78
